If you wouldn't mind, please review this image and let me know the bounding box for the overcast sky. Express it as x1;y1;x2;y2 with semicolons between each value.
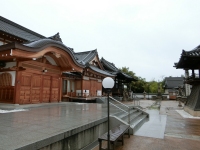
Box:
1;0;200;81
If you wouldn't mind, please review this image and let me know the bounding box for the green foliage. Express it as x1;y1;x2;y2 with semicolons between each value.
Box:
119;67;165;93
119;67;146;93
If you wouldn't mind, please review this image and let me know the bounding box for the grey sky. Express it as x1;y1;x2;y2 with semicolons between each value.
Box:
1;0;200;81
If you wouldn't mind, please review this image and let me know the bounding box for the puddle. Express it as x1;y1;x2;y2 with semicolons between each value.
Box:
134;109;167;139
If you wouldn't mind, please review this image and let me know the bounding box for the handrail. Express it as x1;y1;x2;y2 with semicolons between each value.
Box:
108;96;130;124
109;102;128;113
109;96;129;108
132;93;140;106
132;93;140;99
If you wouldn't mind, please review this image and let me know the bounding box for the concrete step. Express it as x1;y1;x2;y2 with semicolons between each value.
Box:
122;111;142;123
129;114;149;134
113;109;137;119
100;97;149;136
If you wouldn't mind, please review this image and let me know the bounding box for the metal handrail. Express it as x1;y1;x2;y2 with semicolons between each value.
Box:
109;96;130;124
109;102;128;113
132;93;140;106
109;96;129;108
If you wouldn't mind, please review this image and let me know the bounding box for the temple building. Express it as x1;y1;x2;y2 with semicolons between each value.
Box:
163;77;185;100
174;46;200;116
101;57;137;97
0;16;134;104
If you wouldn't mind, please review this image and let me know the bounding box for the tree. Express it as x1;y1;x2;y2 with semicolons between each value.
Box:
119;67;165;93
119;67;146;93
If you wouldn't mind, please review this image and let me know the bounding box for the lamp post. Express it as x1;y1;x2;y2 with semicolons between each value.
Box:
102;77;114;150
148;84;149;100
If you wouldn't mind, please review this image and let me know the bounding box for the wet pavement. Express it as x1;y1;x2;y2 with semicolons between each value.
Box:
134;109;167;139
1;100;200;150
0;102;119;150
93;100;200;150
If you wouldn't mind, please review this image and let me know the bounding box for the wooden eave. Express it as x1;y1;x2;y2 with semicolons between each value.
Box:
0;47;84;72
175;55;200;69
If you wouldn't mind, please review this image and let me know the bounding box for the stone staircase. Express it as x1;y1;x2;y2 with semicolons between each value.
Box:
97;96;149;135
111;106;149;134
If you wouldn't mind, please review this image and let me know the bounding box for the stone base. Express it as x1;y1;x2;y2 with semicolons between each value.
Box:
184;106;200;117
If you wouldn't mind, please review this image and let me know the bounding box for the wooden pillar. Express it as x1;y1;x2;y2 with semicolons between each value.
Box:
49;76;53;102
192;69;195;78
184;69;191;96
199;69;200;79
14;69;20;104
59;76;62;102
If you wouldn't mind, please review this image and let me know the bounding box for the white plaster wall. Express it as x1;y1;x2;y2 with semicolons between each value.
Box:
97;79;102;82
97;90;102;96
5;62;16;68
0;62;16;86
76;90;82;96
0;71;16;86
82;90;89;96
45;55;57;66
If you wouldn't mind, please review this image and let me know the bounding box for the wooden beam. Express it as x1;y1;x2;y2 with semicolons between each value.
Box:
0;66;26;72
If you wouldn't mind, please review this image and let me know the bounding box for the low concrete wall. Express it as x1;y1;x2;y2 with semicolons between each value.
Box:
134;93;169;99
184;106;200;117
19;118;108;150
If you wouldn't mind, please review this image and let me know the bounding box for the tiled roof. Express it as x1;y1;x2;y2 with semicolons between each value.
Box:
100;57;137;81
175;45;200;69
164;77;184;89
23;38;73;51
120;72;135;79
88;65;115;77
74;49;97;65
100;57;119;72
0;16;45;41
181;45;200;56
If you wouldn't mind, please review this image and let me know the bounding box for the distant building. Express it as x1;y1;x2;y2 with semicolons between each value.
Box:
164;77;184;94
164;77;184;100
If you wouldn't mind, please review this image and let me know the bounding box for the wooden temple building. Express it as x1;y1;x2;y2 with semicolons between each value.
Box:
175;46;200;116
0;16;135;104
101;57;137;97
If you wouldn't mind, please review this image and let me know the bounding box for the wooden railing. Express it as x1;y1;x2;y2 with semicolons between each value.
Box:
0;86;14;103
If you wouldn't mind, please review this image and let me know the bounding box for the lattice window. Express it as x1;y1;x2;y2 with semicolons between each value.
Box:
0;73;12;86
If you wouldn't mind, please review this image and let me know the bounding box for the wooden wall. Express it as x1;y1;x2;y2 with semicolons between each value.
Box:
15;61;61;104
82;78;102;97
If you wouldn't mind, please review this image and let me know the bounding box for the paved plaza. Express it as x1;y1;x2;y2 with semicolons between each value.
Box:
93;100;200;150
0;102;120;150
1;100;200;150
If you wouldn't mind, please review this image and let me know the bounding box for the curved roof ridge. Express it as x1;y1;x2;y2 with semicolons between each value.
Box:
23;38;73;51
101;57;119;71
74;49;96;55
182;45;200;56
74;49;97;65
82;49;97;62
0;40;84;68
88;65;115;77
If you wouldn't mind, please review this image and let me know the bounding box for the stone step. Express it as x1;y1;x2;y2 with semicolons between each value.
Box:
129;114;149;134
113;109;137;119
122;111;143;123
